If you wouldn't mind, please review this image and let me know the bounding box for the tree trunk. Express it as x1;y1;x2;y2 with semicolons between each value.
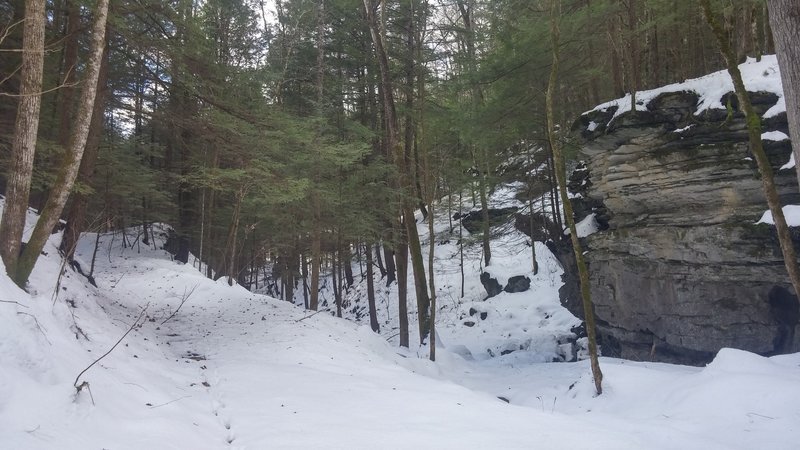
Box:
13;0;109;287
343;243;354;288
0;0;46;281
363;0;424;346
702;0;800;314
223;189;244;285
528;157;539;275
61;32;110;261
427;192;436;361
396;219;410;348
546;0;603;395
375;243;386;277
309;0;326;311
767;1;800;190
333;251;342;317
382;242;395;283
459;190;465;298
366;243;379;332
309;227;321;310
57;0;80;148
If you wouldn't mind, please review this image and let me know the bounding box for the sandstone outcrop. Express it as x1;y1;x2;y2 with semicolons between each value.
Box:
559;90;800;364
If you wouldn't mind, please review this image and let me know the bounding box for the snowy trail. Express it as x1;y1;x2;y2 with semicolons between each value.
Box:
2;225;792;449
89;248;761;450
127;290;652;449
89;243;641;449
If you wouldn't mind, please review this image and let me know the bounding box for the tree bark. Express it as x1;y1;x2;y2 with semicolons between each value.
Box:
57;0;80;148
365;243;379;332
767;1;800;190
546;0;603;395
13;0;109;287
61;32;110;261
0;0;46;282
395;219;410;348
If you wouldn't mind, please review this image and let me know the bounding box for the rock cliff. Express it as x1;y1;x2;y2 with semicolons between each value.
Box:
561;86;800;365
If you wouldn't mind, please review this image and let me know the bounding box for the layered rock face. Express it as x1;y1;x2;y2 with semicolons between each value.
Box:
563;91;800;365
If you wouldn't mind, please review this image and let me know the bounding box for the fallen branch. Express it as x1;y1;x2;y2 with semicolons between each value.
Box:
295;308;329;323
74;303;149;395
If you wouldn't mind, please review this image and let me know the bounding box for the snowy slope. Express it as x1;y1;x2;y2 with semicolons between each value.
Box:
2;195;800;449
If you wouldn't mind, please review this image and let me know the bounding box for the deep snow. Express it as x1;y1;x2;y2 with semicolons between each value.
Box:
2;194;800;449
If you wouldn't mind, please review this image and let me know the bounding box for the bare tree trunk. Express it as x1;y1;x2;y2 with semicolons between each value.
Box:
767;1;800;190
333;251;342;317
375;243;386;277
546;0;603;395
309;0;325;311
459;190;465;298
301;252;309;309
396;218;410;348
366;243;379;332
61;33;110;261
13;0;109;287
0;0;46;282
382;242;395;283
528;157;539;275
456;0;492;266
364;0;424;345
702;0;800;309
343;243;354;288
57;0;80;148
223;189;244;285
427;191;436;361
309;228;321;310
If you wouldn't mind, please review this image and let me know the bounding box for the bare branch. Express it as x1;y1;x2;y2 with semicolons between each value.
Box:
160;284;198;325
74;303;149;390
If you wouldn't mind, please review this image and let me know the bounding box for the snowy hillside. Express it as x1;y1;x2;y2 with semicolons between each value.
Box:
2;195;800;449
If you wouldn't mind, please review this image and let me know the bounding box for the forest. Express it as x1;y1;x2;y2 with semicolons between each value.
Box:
2;0;800;448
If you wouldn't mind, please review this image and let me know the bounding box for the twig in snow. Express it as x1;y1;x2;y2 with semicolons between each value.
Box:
110;272;126;289
746;412;776;420
74;303;149;396
16;312;51;345
295;308;329;322
0;299;28;308
147;395;191;409
161;284;198;325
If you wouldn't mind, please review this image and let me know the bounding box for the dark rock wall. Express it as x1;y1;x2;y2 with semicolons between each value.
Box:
561;91;800;365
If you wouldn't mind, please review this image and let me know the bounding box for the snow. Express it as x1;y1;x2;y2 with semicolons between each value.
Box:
781;152;796;171
756;205;800;227
2;194;800;449
587;55;785;126
763;130;790;142
564;213;600;238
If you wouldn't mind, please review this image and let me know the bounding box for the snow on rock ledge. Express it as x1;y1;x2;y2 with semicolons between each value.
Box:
558;56;800;365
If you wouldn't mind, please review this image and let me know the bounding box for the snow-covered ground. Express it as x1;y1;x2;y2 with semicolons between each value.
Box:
2;194;800;449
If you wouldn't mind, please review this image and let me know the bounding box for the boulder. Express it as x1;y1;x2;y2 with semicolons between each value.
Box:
480;272;504;298
457;207;519;234
504;275;531;293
